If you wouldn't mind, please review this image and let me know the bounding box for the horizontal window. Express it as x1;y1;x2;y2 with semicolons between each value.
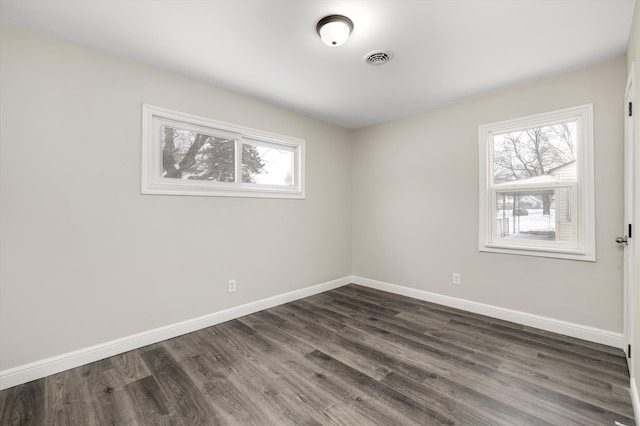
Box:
479;104;595;261
142;105;305;199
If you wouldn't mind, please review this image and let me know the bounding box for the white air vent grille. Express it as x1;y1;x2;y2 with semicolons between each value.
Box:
365;50;393;66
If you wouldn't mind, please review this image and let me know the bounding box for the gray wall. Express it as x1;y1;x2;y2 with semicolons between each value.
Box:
351;56;627;332
0;21;630;374
0;23;352;370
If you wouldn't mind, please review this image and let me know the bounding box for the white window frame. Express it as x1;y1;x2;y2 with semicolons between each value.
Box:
141;104;305;199
478;104;595;261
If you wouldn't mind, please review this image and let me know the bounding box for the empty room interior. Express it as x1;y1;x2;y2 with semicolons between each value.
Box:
1;0;640;424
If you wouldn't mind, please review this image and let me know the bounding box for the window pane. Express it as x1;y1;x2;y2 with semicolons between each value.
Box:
494;188;572;242
242;143;294;186
162;126;235;182
493;121;577;185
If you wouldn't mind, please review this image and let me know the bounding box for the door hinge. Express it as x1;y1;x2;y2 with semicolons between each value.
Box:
629;224;632;238
628;344;631;359
630;102;633;117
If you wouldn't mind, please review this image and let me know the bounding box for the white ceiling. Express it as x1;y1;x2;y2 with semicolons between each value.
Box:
0;0;636;129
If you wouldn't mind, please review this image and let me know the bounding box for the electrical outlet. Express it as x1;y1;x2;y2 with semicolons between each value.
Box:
228;279;236;293
452;273;461;285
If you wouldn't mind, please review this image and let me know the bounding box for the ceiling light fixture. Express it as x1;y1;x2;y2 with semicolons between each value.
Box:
316;15;353;47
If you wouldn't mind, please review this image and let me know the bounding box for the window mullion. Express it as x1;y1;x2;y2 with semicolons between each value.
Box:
236;139;243;185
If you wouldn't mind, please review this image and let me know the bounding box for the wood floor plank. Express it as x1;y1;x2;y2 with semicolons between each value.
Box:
107;350;153;388
334;285;525;330
0;380;45;426
280;301;583;424
0;284;635;425
381;371;551;426
306;349;456;425
187;322;333;425
444;316;630;380
216;319;392;425
240;312;440;425
43;368;98;426
497;358;635;419
336;285;627;365
306;290;635;419
125;375;184;426
296;292;635;425
296;297;483;361
271;303;431;382
337;284;625;371
140;346;217;425
522;325;626;356
180;353;278;426
448;317;628;369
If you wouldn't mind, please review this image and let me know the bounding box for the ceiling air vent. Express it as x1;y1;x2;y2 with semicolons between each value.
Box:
364;50;393;66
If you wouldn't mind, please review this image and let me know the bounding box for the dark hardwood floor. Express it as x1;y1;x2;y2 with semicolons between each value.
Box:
0;284;636;425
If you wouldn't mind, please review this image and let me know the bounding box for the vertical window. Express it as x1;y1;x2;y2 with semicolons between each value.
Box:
479;104;594;261
142;105;305;199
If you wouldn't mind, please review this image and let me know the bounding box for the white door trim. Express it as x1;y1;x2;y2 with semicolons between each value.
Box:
624;62;636;373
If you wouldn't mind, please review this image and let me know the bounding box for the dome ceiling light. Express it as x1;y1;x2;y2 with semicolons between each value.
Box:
316;15;353;47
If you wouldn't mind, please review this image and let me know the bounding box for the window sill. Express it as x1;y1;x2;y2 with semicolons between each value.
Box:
479;244;595;262
142;181;305;199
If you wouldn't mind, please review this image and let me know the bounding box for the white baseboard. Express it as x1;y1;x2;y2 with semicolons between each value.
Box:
2;275;626;391
631;378;640;426
0;276;351;391
351;275;624;349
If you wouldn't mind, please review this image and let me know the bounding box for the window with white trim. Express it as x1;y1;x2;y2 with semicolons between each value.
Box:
478;104;595;261
142;104;305;199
